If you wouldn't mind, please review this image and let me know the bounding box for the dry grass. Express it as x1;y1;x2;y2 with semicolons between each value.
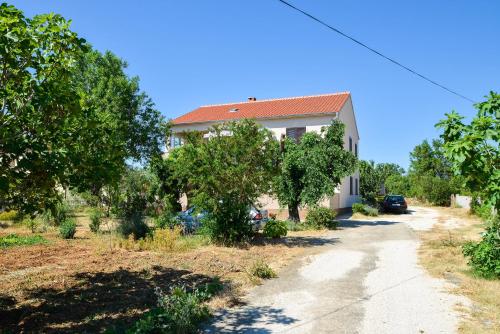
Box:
418;207;500;333
0;212;326;333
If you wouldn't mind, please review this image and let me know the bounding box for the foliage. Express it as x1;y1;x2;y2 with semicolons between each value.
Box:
68;50;166;197
52;200;72;225
285;220;311;231
117;214;150;240
405;139;462;205
352;203;379;216
59;218;77;239
359;160;405;203
470;198;494;222
149;155;183;213
23;217;39;233
0;3;87;214
275;120;357;221
462;219;500;279
384;174;410;196
126;283;221;334
437;91;500;211
263;219;288;238
0;234;47;248
249;259;277;279
171;120;279;243
89;208;102;233
305;207;338;229
0;210;18;221
154;211;180;230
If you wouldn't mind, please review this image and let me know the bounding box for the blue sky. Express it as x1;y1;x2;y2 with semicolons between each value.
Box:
10;0;500;169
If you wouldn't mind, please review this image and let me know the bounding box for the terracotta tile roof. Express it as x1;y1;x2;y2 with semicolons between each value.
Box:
172;92;350;125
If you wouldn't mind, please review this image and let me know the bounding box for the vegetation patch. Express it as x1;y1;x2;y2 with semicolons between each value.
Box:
0;233;47;248
352;203;379;216
418;208;500;333
248;259;277;281
305;207;338;229
59;219;77;239
0;210;18;221
263;219;288;238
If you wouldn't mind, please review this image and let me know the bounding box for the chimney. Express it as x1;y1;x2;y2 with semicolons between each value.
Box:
247;97;257;101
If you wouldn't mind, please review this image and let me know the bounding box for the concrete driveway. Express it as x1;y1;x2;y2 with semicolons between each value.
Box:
204;207;467;333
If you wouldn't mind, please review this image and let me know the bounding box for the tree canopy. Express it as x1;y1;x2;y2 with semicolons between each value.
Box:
274;120;357;221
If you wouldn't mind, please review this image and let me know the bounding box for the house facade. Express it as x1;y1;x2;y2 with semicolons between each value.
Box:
169;92;360;211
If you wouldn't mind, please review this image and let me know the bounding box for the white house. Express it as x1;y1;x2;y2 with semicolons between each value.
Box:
169;92;360;212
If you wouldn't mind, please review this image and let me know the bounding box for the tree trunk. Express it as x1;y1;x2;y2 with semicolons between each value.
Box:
288;203;300;222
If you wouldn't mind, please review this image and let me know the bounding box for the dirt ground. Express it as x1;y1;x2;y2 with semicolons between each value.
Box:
0;216;326;333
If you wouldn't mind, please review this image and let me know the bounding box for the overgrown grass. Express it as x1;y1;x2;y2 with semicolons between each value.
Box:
248;259;277;284
0;233;47;248
114;227;210;252
418;210;500;333
0;210;18;221
352;203;379;216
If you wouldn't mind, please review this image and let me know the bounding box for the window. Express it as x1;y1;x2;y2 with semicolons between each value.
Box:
349;137;353;152
286;127;306;143
355;143;358;157
170;135;182;148
355;178;359;195
350;176;353;195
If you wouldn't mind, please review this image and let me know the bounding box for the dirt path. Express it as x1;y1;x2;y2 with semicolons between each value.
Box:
204;207;469;333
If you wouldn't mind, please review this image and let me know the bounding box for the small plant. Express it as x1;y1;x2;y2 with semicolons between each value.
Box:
0;210;18;221
352;203;379;216
462;218;500;279
0;234;47;248
126;282;222;333
285;220;310;231
23;217;39;233
52;201;72;225
59;218;77;239
89;208;102;233
249;259;277;279
305;207;338;229
263;219;287;238
117;214;150;240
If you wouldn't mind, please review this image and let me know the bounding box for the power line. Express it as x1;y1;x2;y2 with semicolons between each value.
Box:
276;0;475;103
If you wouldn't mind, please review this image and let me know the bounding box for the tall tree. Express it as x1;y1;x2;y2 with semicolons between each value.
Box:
0;4;87;213
67;50;166;196
436;91;500;210
275;120;357;221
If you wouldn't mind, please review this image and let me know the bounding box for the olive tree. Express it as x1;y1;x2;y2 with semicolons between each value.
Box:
274;120;357;221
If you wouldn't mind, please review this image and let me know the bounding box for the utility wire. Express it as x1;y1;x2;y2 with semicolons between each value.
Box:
276;0;475;103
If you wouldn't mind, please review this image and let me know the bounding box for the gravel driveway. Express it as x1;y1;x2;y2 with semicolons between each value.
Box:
204;207;468;333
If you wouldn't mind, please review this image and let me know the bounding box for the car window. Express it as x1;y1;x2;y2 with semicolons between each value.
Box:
388;195;404;201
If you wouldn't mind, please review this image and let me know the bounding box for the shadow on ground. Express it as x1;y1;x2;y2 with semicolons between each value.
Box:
249;235;338;249
203;305;297;333
338;219;401;229
0;266;216;333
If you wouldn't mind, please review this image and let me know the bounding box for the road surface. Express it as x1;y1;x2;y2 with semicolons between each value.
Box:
204;207;468;334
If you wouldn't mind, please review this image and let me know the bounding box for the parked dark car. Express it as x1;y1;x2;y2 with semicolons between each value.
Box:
381;195;408;213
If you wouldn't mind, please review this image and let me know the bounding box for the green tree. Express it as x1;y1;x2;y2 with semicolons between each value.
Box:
275;120;357;221
359;160;404;202
0;3;87;213
436;91;499;210
384;174;410;196
68;50;166;197
171;120;279;243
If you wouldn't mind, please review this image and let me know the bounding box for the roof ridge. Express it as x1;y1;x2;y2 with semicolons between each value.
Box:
199;91;350;108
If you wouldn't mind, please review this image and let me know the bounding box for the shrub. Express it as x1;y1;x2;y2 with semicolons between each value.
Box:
127;283;222;334
285;220;310;231
0;234;47;248
89;208;102;233
59;218;77;239
154;211;179;230
305;207;338;229
352;203;379;216
198;203;252;244
118;214;150;240
263;219;287;238
249;259;277;279
462;218;500;279
0;210;18;221
24;217;39;233
52;201;72;225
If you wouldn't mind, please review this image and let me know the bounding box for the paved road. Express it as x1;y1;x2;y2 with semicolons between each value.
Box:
204;207;466;334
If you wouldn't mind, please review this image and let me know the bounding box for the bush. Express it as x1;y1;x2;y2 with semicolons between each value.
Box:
305;207;338;229
462;218;500;279
198;202;252;244
59;219;77;239
285;220;310;231
89;208;102;233
52;201;72;225
0;210;18;221
154;211;179;230
263;219;287;238
0;234;47;248
352;203;379;216
127;283;221;334
118;214;150;240
24;217;39;233
249;259;277;279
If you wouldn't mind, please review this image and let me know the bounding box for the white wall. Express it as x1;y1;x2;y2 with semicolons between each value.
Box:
170;104;360;210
